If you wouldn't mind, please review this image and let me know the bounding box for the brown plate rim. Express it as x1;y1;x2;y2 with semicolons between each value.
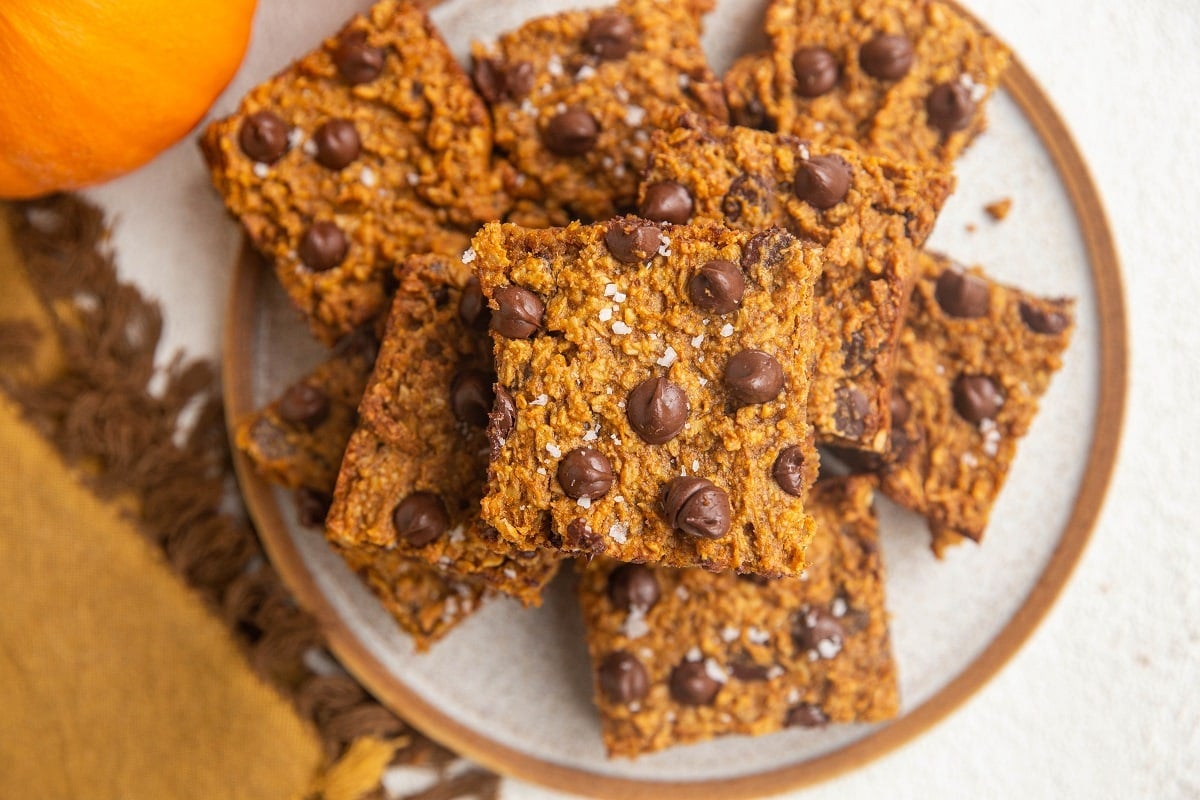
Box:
223;45;1127;800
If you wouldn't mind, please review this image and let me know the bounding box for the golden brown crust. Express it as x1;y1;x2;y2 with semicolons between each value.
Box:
643;112;953;452
579;477;897;758
475;219;822;576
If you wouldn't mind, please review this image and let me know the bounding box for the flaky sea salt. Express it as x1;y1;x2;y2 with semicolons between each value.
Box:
575;64;597;81
546;443;562;458
656;346;678;367
360;167;377;187
720;626;740;643
604;283;619;297
531;394;549;406
461;247;477;264
720;323;735;337
704;659;728;684
622;606;650;639
831;597;848;617
624;104;647;126
576;496;592;509
612;320;633;335
691;334;705;348
599;307;614;322
685;646;703;662
609;522;629;544
252;163;269;178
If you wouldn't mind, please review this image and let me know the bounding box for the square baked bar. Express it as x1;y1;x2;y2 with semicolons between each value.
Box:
642;112;953;452
326;254;560;606
578;476;897;757
472;0;726;223
475;219;823;576
202;0;510;344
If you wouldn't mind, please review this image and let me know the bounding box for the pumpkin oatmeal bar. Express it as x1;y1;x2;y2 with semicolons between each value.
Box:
474;219;823;576
835;251;1074;555
326;254;560;606
729;0;1010;166
578;476;897;757
471;0;727;224
201;0;510;345
642;111;953;452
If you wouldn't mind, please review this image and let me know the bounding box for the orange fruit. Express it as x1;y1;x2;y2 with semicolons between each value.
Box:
0;0;257;198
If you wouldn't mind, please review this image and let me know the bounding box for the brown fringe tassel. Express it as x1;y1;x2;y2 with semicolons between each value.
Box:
0;194;498;800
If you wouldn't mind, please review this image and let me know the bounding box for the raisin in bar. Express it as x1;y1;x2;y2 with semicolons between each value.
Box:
743;0;1011;166
859;251;1074;555
202;0;510;344
475;218;822;576
471;0;726;224
326;254;560;606
578;476;897;757
642;111;953;452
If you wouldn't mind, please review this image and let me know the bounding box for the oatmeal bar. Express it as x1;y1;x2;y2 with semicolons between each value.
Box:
471;0;726;224
642;111;953;452
475;219;822;576
326;254;560;605
745;0;1010;165
579;476;897;757
865;252;1074;555
201;1;510;344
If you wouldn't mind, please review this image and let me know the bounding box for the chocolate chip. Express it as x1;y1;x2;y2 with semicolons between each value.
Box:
278;383;330;430
583;13;635;60
833;386;870;438
794;155;851;209
470;57;503;104
312;119;361;170
730;660;772;681
927;81;975;134
1019;301;1070;334
639;181;693;224
299;221;348;272
295;488;333;528
935;269;990;318
626;377;689;444
450;368;494;428
607;564;660;612
669;660;721;705
724;349;785;405
598;651;648;704
772;445;811;497
741;229;794;274
792;47;839;97
503;61;536;100
890;391;910;427
543;107;599;156
953;375;1003;423
238;111;289;164
334;33;385;85
721;173;770;224
565;518;604;552
557;448;614;500
731;94;773;131
604;219;662;264
793;607;844;657
661;477;731;539
458;277;490;329
392;492;449;547
491;285;544;339
688;259;745;314
488;386;517;458
860;34;914;80
786;703;829;728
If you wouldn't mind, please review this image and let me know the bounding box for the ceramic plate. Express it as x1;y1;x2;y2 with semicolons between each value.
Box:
224;1;1126;796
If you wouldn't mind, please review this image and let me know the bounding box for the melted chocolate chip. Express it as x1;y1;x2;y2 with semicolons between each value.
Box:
299;221;348;272
1019;301;1070;334
833;386;870;439
278;382;330;430
793;607;844;657
935;269;990;318
860;34;914;80
772;445;811;497
503;61;536;99
688;260;745;314
724;349;785;405
295;488;333;529
730;660;773;681
598;651;648;704
565;518;604;553
313;119;361;170
953;375;1004;423
544;107;600;156
557;448;614;500
669;660;721;705
786;703;829;728
890;391;910;427
721;173;769;223
583;13;635;60
927;81;975;134
491;285;544;339
487;385;516;459
792;47;839;97
458;277;490;329
794;155;851;209
471;57;535;103
626;377;689;444
661;477;731;540
392;492;449;547
334;34;386;85
238;111;290;164
604;219;662;263
450;368;494;428
741;229;795;274
607;564;660;612
639;181;693;224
